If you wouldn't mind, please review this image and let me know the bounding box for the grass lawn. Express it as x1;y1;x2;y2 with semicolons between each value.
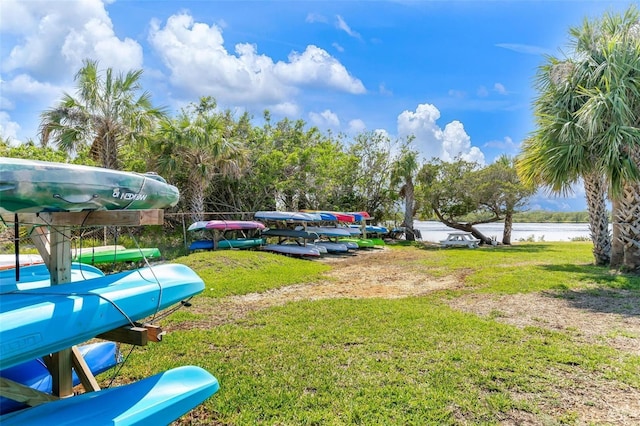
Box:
107;242;640;425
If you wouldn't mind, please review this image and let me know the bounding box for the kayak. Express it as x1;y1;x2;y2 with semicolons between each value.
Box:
0;365;219;425
189;238;264;251
262;244;321;258
0;262;105;293
0;157;179;213
187;220;266;232
0;263;204;369
0;341;121;415
261;228;320;240
73;247;161;265
255;211;323;222
0;254;44;271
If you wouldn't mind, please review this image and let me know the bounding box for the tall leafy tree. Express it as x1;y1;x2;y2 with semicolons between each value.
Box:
152;97;247;222
39;59;165;170
477;155;536;244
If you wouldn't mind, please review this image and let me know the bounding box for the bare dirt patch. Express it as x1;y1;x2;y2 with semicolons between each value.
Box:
174;247;640;425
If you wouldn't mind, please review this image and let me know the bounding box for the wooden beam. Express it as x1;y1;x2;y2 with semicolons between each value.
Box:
71;346;101;393
0;378;58;407
97;326;149;346
30;226;51;265
1;209;164;227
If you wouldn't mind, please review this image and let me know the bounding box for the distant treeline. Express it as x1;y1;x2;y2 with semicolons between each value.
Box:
422;210;594;224
512;211;592;223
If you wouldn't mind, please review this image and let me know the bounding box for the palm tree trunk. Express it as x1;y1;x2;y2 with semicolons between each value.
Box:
610;198;624;268
617;181;640;272
583;171;611;266
188;178;207;223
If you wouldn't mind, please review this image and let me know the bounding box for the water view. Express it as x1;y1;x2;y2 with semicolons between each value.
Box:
414;221;596;243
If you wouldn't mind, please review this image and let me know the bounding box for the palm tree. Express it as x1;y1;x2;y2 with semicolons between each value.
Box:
40;59;165;170
391;144;420;241
574;8;640;270
153;97;247;222
519;7;640;269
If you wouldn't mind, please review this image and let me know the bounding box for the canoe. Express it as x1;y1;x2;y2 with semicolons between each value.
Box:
255;211;322;222
261;228;320;240
0;341;121;415
0;263;204;369
189;238;264;251
314;241;350;253
262;244;321;258
0;262;105;293
280;242;327;254
73;247;161;264
0;157;179;213
0;365;219;425
0;254;44;271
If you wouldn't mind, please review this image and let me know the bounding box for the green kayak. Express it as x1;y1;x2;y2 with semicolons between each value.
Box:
0;157;179;213
73;247;161;265
338;238;376;248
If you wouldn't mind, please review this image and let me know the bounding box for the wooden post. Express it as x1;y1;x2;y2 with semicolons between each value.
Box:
48;225;74;398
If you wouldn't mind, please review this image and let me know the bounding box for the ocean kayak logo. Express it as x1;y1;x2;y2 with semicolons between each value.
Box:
112;188;148;201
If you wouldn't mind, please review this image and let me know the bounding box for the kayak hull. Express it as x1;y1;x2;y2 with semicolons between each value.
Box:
0;263;204;369
0;158;179;213
0;365;219;425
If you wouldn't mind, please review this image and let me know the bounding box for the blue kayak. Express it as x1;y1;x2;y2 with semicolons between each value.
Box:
0;365;219;425
0;341;121;415
0;263;204;369
0;262;104;293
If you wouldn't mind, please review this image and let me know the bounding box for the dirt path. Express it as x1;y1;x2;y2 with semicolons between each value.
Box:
177;247;640;425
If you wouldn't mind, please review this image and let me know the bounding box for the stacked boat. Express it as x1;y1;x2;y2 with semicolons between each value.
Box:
251;210;386;258
187;220;265;251
0;157;219;423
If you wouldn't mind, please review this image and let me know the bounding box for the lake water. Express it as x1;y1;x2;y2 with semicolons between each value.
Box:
413;221;595;243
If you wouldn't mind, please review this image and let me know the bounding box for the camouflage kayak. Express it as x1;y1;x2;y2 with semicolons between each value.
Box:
0;157;179;213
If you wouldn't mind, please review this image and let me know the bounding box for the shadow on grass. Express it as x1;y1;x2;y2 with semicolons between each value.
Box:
541;263;640;317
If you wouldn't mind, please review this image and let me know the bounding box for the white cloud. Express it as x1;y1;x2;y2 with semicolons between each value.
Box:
347;119;366;134
270;102;300;117
494;82;508;95
396;103;485;164
0;111;21;143
148;13;365;107
1;0;142;81
332;42;345;53
336;15;362;39
1;74;62;99
477;86;489;97
448;89;466;99
308;109;340;128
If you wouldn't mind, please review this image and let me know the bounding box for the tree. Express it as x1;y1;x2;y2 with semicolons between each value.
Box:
344;131;397;219
39;60;165;170
418;158;533;244
390;144;420;241
476;155;536;244
518;6;640;269
152;97;247;222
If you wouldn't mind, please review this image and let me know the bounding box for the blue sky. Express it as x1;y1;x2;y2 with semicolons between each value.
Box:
0;0;634;211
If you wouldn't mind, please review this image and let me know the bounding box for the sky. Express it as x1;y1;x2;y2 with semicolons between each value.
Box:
0;0;635;211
